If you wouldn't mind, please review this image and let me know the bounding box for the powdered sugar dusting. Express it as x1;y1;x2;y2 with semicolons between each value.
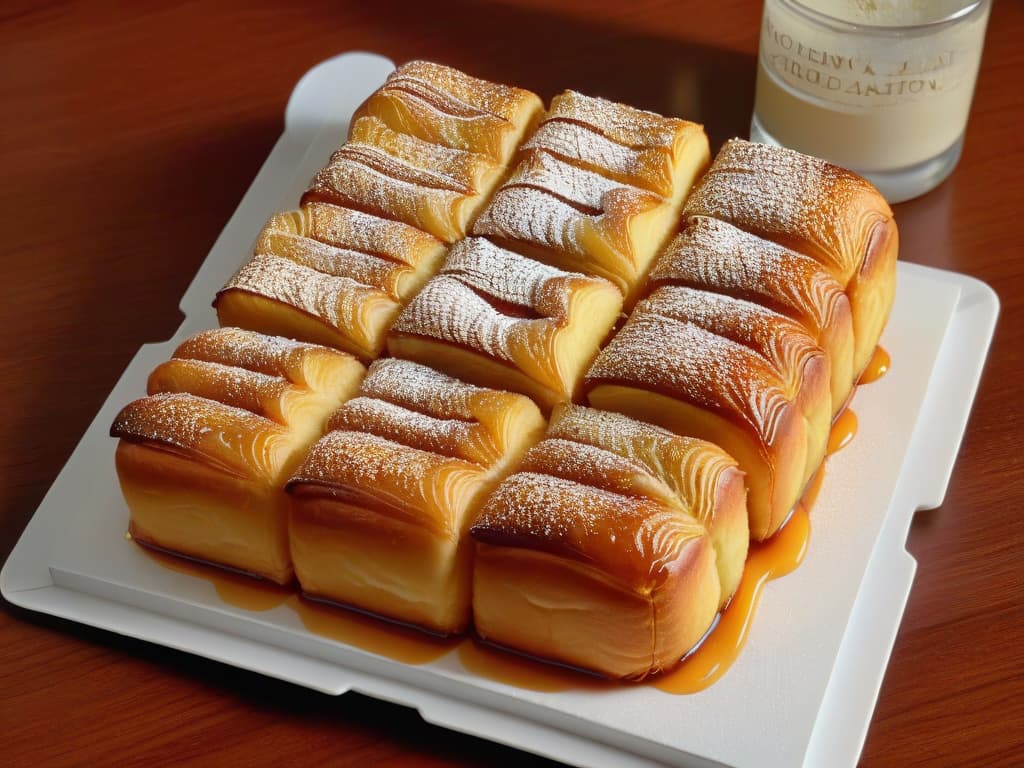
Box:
307;147;466;242
294;202;443;265
391;238;588;365
174;327;322;385
148;358;290;421
221;254;393;348
684;139;889;280
362;358;503;421
472;471;704;588
548;91;685;150
642;286;820;394
587;309;791;445
110;392;286;481
652;217;846;333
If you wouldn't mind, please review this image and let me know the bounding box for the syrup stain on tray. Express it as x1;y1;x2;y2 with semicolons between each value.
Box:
828;409;858;455
654;502;811;694
289;594;459;665
135;542;290;612
859;346;890;385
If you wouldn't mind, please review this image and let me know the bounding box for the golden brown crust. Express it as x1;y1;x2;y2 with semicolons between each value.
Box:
523;90;706;197
111;392;292;483
215;204;445;361
682;139;897;375
683;138;893;285
650;217;855;413
352;60;544;161
471;150;667;292
303;136;483;243
544;404;749;600
387;237;622;411
472;471;708;591
285;357;545;635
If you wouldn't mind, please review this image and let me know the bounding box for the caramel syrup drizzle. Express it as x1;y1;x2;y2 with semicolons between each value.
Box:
134;347;889;692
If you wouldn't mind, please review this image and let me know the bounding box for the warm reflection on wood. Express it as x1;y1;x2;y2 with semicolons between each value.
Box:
289;595;460;665
859;346;890;385
828;408;858;456
135;540;291;612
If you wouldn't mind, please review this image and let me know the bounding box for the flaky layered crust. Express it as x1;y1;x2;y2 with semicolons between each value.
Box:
523;90;709;202
585;297;814;540
215;204;445;361
472;150;678;299
286;360;545;634
474;93;708;301
351;59;544;162
303;126;496;244
471;471;719;679
111;329;365;582
544;404;748;601
640;287;831;487
651;217;856;415
683;138;897;375
387;237;622;412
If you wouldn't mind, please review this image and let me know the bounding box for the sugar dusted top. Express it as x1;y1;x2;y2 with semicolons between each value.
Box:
684;139;891;280
471;471;708;591
587;309;793;447
652;217;848;334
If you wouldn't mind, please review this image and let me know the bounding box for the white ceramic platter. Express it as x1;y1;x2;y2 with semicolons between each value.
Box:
1;52;999;768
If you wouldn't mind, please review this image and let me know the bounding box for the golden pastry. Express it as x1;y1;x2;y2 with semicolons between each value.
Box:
388;236;623;413
650;216;856;415
352;59;544;163
287;359;546;634
473;93;709;300
111;328;365;583
585;287;830;540
215;202;445;361
303;116;503;243
683;138;897;375
471;404;744;679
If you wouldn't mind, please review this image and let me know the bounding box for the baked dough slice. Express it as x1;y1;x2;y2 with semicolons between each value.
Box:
352;59;544;163
683;138;898;375
474;93;709;301
585;287;829;541
388;237;623;414
303;117;502;243
650;216;855;415
287;359;545;634
215;202;445;360
471;404;744;679
111;328;365;583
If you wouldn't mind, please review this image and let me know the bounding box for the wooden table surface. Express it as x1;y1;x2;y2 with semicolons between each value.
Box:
2;1;1021;765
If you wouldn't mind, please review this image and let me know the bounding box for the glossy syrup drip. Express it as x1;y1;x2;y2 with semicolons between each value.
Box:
289;595;459;665
828;408;858;455
858;346;890;385
134;540;291;612
653;498;812;694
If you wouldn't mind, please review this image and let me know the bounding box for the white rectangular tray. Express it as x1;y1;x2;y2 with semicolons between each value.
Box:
1;52;999;768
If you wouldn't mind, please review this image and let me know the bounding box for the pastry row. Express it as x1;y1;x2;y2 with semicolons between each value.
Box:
112;331;743;678
111;60;898;679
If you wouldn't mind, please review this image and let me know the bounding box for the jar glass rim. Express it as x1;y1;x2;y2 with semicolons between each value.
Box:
781;0;988;35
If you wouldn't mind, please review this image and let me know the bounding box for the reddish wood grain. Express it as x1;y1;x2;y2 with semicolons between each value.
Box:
2;1;1021;766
